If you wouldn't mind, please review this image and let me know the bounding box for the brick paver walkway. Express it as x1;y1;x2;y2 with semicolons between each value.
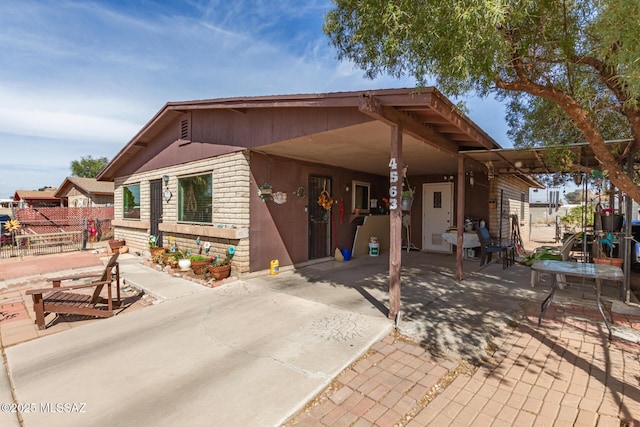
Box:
284;302;640;426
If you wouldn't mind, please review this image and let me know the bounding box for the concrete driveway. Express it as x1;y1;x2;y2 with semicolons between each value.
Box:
3;261;392;427
3;250;638;426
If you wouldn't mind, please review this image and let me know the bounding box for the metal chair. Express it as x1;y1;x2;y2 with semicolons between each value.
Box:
476;227;509;267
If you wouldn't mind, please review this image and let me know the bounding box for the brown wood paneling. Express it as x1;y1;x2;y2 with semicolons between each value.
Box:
248;152;390;272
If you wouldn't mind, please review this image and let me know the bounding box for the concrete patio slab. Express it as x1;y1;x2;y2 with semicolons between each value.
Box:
6;279;391;427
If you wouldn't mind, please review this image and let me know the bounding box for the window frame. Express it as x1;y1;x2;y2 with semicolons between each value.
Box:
178;172;213;224
122;183;141;220
352;180;371;214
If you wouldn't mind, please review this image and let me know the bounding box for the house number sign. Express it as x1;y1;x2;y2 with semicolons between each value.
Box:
388;158;399;210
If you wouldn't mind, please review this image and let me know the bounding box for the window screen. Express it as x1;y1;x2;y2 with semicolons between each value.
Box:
178;174;212;223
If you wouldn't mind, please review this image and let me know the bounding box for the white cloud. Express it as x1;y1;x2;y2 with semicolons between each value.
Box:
0;0;511;199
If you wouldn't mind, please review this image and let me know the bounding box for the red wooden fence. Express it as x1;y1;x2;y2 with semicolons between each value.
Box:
13;207;114;239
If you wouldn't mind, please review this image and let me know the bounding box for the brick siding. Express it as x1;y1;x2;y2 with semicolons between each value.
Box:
113;151;251;273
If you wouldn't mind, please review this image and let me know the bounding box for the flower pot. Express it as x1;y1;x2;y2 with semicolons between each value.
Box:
208;264;231;280
609;258;623;268
401;197;413;211
178;259;191;271
150;247;166;258
597;213;623;232
191;260;210;275
593;257;610;265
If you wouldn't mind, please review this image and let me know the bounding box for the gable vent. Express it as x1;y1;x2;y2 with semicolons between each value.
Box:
180;119;190;140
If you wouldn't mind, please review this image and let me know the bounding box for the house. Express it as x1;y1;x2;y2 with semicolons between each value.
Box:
54;177;114;207
97;88;543;277
12;188;61;208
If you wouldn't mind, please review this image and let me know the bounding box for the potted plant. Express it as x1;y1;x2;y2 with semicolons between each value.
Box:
148;235;166;258
208;246;235;280
593;232;623;267
190;255;211;275
168;248;191;271
401;188;415;211
161;252;178;268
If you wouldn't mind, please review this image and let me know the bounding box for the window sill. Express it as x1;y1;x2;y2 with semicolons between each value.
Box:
112;219;150;229
159;223;248;239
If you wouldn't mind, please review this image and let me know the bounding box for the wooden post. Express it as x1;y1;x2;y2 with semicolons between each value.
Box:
389;125;403;321
456;156;465;281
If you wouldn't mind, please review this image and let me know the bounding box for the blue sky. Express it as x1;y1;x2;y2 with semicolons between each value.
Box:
0;0;511;199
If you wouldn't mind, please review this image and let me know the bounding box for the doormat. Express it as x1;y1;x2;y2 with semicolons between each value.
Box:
0;302;30;323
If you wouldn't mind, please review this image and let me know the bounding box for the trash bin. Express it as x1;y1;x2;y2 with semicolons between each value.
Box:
368;243;379;256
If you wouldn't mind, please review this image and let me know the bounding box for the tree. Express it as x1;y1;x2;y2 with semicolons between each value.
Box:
324;0;640;202
70;155;109;178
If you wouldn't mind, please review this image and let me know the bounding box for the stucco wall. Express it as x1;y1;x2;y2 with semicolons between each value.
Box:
113;151;251;273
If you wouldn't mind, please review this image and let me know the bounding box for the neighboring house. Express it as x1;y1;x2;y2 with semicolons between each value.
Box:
54;177;114;207
97;88;542;275
12;189;61;208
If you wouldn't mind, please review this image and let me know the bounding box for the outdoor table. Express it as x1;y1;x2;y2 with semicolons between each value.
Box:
531;260;624;340
442;231;481;258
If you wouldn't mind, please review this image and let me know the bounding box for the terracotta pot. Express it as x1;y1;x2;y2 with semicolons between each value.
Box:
609;258;623;268
150;247;166;258
593;258;610;265
191;260;210;275
208;264;231;281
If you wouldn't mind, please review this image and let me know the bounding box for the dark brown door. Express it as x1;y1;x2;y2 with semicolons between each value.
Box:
150;180;163;246
308;176;332;259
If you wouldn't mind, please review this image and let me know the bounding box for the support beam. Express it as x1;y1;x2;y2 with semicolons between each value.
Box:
359;96;459;155
456;156;465;281
389;125;403;321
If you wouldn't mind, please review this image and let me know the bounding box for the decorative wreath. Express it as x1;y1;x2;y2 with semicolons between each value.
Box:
317;190;333;211
258;182;273;202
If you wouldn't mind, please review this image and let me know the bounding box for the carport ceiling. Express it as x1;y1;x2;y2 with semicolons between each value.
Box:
253;121;464;177
462;142;628;175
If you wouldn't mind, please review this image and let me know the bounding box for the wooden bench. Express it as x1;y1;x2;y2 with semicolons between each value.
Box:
26;253;121;330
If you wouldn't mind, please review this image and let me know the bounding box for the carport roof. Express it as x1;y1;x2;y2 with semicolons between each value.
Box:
98;87;504;181
462;140;632;177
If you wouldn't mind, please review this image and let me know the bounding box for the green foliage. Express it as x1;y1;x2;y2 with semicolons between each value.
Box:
324;0;640;198
70;155;109;178
211;246;235;267
560;203;596;225
563;190;583;205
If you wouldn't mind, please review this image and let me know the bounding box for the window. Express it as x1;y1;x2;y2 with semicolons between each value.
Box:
178;173;212;223
352;181;371;213
123;184;141;219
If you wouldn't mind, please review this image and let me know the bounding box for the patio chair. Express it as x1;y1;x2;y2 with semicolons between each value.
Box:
26;252;122;330
530;232;580;288
476;227;513;268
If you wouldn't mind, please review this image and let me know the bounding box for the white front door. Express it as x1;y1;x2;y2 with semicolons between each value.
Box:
422;182;453;252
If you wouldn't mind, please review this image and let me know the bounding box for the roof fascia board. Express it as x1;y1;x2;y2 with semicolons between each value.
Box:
426;90;500;150
358;95;459;155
